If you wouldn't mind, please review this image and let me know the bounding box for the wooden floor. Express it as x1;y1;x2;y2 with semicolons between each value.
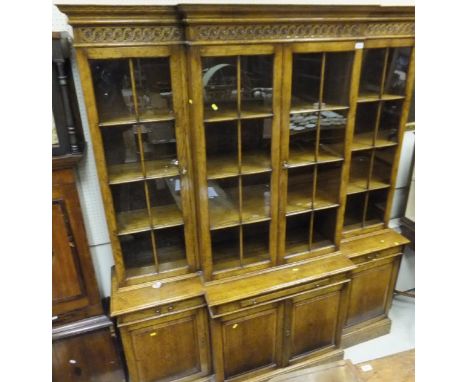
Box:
355;349;415;382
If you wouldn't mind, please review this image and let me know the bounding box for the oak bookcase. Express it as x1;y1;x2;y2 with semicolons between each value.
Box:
58;4;414;382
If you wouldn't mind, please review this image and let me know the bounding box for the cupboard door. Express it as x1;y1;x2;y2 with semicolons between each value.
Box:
286;286;344;363
279;41;357;264
190;44;281;279
216;303;283;379
81;46;197;285
345;258;397;328
123;309;209;382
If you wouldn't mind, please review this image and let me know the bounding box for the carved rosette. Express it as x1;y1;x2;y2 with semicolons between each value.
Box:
192;22;414;42
75;26;183;45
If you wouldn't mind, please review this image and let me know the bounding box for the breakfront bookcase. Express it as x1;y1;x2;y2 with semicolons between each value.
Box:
58;4;414;382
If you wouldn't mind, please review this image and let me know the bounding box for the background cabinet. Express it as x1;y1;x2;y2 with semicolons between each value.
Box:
57;4;415;382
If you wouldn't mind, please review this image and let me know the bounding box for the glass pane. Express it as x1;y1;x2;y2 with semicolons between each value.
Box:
348;151;372;194
155;226;187;272
111;182;150;235
344;193;365;230
353;103;378;150
243;222;270;264
378;100;403;146
319;110;347;160
202;57;237;120
289;112;318;166
384;47;411;96
312;209;337;249
242;173;271;224
90;59;135;124
366;189;388;226
120;231;155;277
241;118;272;174
285;212;311;256
240;55;273;116
205;121;238;179
287;165;314;214
359;49;386;98
140;122;179;179
147;177;183;229
372;147;395;188
208;178;240;229
211;227;240;271
133;58;173;120
322;51;353;108
101;125;143;184
315;163;341;209
291;53;322;111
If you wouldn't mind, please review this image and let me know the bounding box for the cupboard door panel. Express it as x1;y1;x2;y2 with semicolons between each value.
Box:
222;307;279;378
129;311;204;382
345;261;393;327
290;291;340;359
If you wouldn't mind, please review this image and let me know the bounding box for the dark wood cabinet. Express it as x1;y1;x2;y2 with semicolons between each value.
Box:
57;4;414;382
52;166;102;324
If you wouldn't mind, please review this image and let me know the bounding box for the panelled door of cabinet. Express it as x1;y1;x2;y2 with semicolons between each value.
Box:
278;41;360;265
188;44;282;280
120;308;210;382
282;282;348;365
75;45;198;287
345;255;401;328
211;302;284;381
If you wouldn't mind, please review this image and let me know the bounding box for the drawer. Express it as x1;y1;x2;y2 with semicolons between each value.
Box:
118;296;205;326
210;273;348;318
352;247;402;266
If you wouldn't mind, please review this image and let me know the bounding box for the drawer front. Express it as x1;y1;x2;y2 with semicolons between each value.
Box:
352;246;402;266
211;273;348;317
119;296;205;326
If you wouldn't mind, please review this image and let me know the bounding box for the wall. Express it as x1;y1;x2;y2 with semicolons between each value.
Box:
53;1;415;297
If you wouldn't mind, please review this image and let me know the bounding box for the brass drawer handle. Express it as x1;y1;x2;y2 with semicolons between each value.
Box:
240;298;258;307
155;308;161;315
314;278;330;288
167;305;174;311
366;254;377;261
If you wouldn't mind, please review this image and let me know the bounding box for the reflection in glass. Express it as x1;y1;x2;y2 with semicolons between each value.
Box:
243;222;270;263
359;49;386;97
289;112;318;166
121;231;155;276
90;59;134;123
101;125;142;184
156;226;187;271
134;58;173;119
242;118;272;174
384;47;411;96
344;193;365;229
211;227;240;271
242;173;271;223
202;57;237;119
208;178;240;229
111;182;150;235
287;165;314;214
205;121;238;179
291;53;322;110
366;189;388;226
285;212;310;255
323;51;353;107
241;55;273;115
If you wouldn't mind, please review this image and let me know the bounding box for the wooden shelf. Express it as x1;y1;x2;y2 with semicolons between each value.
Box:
287;189;313;214
290;101;349;114
347;177;390;195
98;112;174;127
139;111;175;124
150;204;184;229
241;104;273;120
204;107;238;122
209;203;240;230
352;132;397;151
204;105;273;123
314;190;340;210
108;162;144;185
242;152;272;175
288;146;343;168
207;152;271;180
145;159;180;180
357;93;405;103
98;113;137;127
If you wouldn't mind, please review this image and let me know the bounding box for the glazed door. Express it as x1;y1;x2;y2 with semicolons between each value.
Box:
77;45;197;286
283;283;347;365
278;41;358;264
122;309;210;382
345;255;401;328
212;302;284;381
189;44;282;280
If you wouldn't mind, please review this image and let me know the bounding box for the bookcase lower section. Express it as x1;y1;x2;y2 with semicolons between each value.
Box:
341;316;392;349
